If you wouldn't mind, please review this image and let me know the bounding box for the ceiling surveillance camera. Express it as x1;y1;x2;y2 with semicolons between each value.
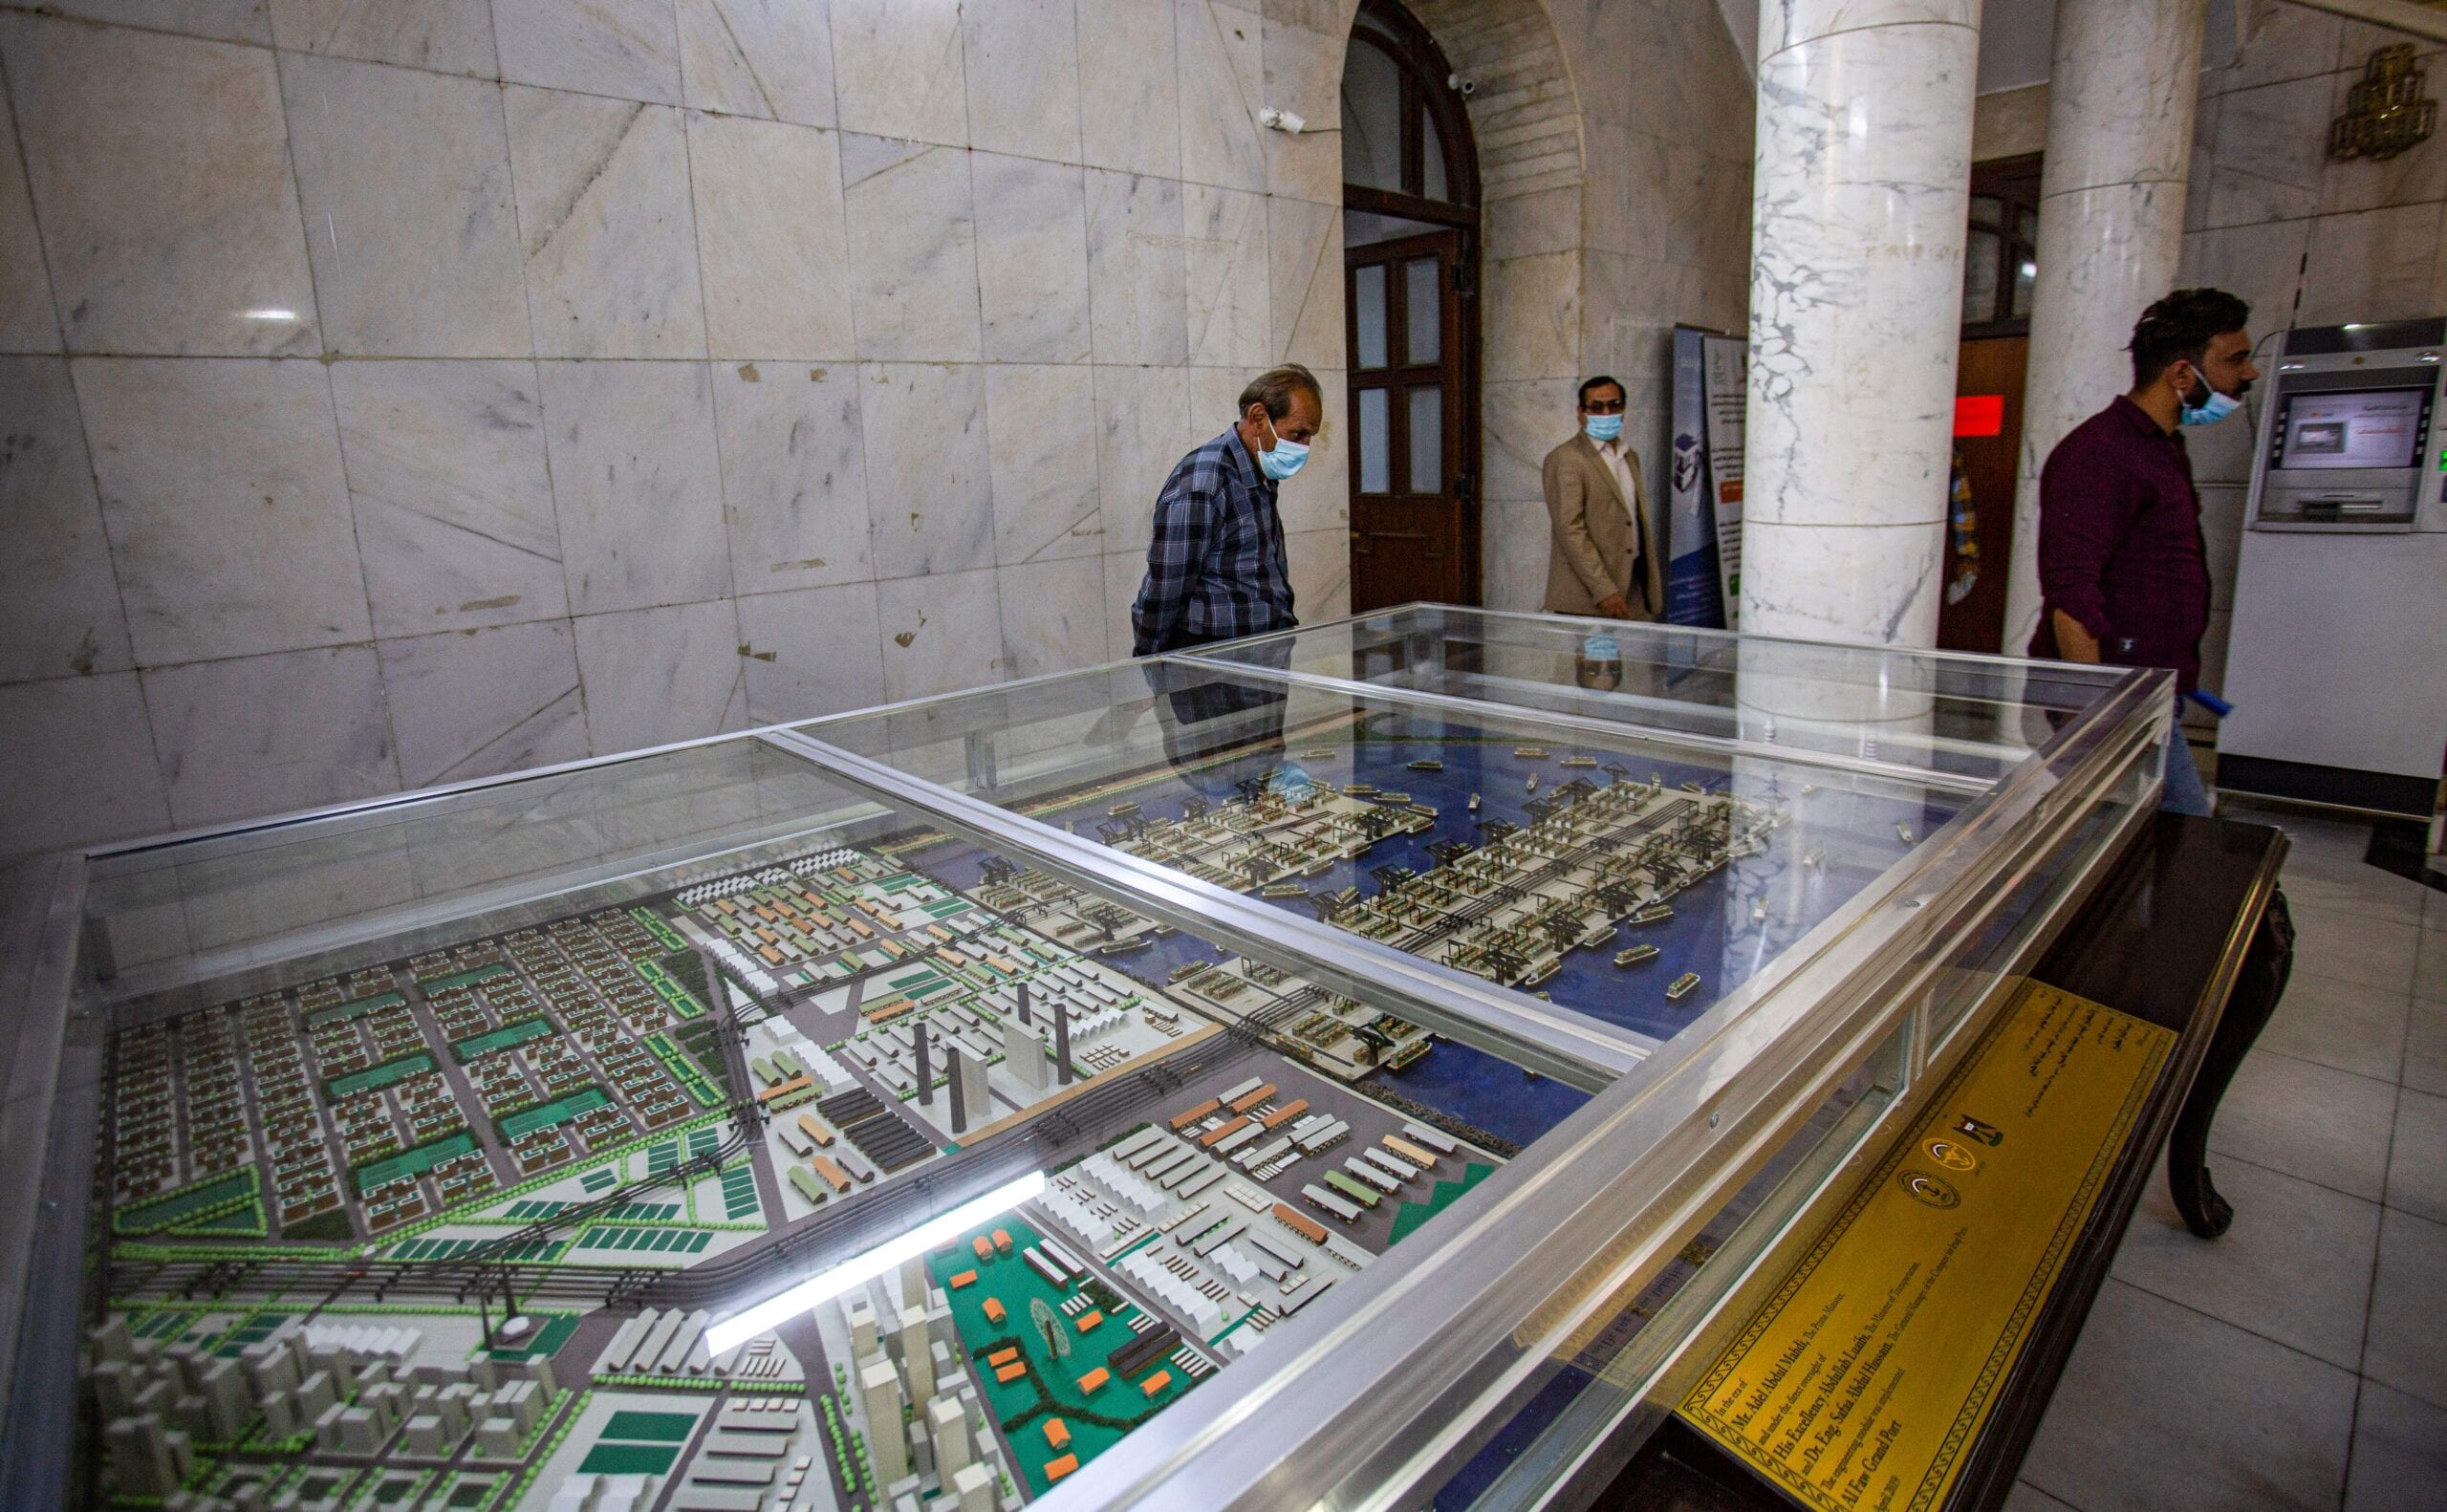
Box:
1448;73;1476;97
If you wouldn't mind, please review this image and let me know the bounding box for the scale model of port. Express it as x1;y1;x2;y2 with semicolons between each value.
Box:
76;723;1907;1511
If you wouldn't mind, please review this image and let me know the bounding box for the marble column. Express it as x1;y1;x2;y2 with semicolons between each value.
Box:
1741;0;1981;649
2000;0;2206;655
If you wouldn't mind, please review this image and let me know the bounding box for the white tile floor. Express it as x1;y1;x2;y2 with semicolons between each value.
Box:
2013;810;2447;1511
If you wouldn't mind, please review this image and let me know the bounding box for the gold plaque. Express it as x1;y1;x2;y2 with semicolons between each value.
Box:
1679;980;2174;1512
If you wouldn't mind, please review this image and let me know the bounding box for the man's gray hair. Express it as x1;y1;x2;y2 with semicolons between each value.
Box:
1238;364;1323;421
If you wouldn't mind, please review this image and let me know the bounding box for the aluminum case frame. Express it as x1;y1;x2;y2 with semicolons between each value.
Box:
0;605;2166;1512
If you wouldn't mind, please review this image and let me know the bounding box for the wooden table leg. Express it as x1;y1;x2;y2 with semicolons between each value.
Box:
2166;889;2295;1238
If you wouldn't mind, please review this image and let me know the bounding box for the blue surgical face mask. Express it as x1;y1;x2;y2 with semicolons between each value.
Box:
1257;413;1310;480
1584;413;1624;443
2178;365;2241;427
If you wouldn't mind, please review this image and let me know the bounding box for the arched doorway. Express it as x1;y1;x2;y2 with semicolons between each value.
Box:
1341;0;1481;611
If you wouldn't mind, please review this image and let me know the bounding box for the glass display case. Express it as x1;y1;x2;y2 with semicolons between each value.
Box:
0;606;2169;1512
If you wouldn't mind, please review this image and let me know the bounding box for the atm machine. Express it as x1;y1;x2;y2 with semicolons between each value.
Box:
2218;317;2447;816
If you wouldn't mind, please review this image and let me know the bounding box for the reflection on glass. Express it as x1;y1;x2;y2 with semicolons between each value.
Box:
1404;258;1440;364
1355;265;1389;369
1341;40;1404;191
1359;387;1391;492
1408;386;1443;493
1961;228;2001;324
1424;126;1449;202
1968;193;2002;229
2011;255;2036;319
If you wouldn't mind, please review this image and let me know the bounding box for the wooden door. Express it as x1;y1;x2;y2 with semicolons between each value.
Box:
1939;335;2026;653
1347;228;1477;611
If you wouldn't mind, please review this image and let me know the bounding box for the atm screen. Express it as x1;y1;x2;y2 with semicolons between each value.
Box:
2271;387;2429;470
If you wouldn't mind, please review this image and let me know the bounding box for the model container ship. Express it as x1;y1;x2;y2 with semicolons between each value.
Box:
1666;972;1701;1001
1629;903;1673;925
1406;758;1444;771
1613;943;1659;967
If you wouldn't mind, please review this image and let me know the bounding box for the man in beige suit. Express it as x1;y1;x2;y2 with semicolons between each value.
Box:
1541;376;1662;620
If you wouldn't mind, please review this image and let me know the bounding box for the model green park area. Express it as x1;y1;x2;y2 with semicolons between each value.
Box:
500;1087;613;1140
115;1168;262;1237
325;1052;436;1099
451;1017;553;1061
928;1217;1197;1498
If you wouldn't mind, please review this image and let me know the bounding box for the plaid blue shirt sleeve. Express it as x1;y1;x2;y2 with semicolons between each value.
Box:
1132;446;1224;657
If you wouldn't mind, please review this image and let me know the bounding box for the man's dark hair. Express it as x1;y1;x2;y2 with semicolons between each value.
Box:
2129;289;2251;387
1578;375;1625;406
1240;364;1323;420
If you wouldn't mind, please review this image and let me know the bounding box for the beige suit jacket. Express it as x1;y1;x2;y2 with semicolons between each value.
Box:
1541;433;1662;618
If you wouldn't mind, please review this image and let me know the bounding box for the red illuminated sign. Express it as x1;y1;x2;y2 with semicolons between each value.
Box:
1954;395;2004;438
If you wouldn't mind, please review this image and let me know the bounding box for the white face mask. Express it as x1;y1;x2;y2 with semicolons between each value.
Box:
1256;411;1310;480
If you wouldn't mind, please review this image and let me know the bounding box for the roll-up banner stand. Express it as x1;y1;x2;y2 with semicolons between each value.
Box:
1700;333;1747;626
1666;326;1746;631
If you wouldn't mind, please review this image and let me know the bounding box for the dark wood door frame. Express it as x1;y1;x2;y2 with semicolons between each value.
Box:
1342;0;1482;611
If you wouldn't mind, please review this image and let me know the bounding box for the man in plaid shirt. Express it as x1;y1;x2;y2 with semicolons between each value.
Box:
1131;365;1322;656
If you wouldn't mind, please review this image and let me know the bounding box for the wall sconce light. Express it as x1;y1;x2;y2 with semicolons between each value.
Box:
2328;44;2436;162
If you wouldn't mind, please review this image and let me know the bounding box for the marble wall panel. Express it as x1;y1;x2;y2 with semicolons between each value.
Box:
876;567;1005;701
378;619;587;787
985;363;1104;564
842;134;983;362
283;54;530;358
1485;184;1581;263
0;673;170;856
1185;184;1271;368
1099;549;1144;659
506;89;705;358
0;17;316;356
1481;495;1548;613
1093;363;1192;558
1257;19;1342;204
688;113;855;360
0;73;54;353
1483;378;1567;504
2207;0;2341;96
960;0;1079;161
0;357;132;682
538;358;730;614
861;362;994;579
1484;251;1581;382
2298;204;2447;327
735;580;884;722
997;556;1108;679
142;645;397;826
970;153;1092;365
2203;73;2330;228
1179;0;1266;192
5;0;266;41
713;359;874;592
1078;0;1181;178
1286;527;1350;622
1265;194;1343;369
1086;169;1189;366
75;356;371;664
270;0;498;76
573;597;747;751
492;0;680;103
329;358;567;636
830;0;967;147
676;0;835;126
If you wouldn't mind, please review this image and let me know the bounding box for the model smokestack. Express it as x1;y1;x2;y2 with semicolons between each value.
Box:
1016;980;1032;1026
1052;995;1072;1086
913;1020;932;1106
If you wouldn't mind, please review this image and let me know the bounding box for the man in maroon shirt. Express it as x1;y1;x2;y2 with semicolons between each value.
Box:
2029;288;2258;815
